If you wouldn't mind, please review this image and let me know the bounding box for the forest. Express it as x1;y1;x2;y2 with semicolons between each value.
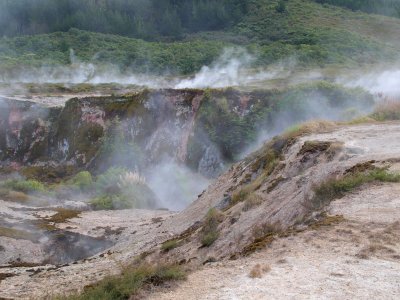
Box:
314;0;400;17
0;0;248;39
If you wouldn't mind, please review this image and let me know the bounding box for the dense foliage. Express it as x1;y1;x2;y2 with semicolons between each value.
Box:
0;0;248;39
0;0;399;76
314;0;400;17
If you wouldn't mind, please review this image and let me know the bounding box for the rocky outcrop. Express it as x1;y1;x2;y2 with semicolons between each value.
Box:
0;84;374;178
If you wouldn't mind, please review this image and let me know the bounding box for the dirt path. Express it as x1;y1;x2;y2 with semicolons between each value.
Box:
148;183;400;300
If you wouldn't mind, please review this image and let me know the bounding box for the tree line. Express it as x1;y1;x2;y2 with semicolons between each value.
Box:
314;0;400;17
0;0;248;39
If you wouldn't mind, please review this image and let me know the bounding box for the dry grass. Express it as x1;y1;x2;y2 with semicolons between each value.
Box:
356;243;396;259
371;99;400;121
283;120;336;141
161;239;180;252
0;226;37;241
241;222;282;256
7;191;30;202
249;264;271;278
309;168;400;210
242;193;263;212
200;208;224;247
45;208;81;223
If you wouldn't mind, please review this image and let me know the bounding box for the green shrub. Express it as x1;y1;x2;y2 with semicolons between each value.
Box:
161;239;179;252
91;168;157;210
90;195;125;210
63;263;186;300
94;167;127;193
69;171;93;191
3;179;45;193
201;231;220;247
200;208;224;247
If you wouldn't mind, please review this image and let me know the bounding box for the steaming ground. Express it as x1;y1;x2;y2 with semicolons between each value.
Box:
2;121;400;299
2;47;400;102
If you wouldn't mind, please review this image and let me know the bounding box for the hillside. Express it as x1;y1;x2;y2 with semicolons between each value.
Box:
1;0;400;78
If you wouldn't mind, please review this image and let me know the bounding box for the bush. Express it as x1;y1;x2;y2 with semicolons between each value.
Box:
69;171;93;191
161;239;179;252
3;179;45;193
200;208;224;247
90;195;126;210
94;167;127;194
91;168;157;210
63;263;186;300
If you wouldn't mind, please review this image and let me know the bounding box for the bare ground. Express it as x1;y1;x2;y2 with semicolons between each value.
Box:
148;183;400;300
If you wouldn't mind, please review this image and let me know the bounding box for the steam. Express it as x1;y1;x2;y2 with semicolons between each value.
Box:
242;91;374;157
339;68;400;98
1;50;170;88
1;48;293;90
146;160;209;211
175;48;293;89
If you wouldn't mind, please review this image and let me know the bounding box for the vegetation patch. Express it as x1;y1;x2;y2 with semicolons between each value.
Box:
44;208;81;224
161;239;180;253
241;222;282;256
0;226;37;242
0;188;29;203
62;263;186;300
67;171;93;191
90;168;157;210
371;100;400;122
21;165;78;183
310;168;400;210
2;179;45;193
200;208;224;247
299;141;332;156
242;193;263;212
249;264;271;279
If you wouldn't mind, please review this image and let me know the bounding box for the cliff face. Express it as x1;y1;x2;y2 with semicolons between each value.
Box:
0;85;374;179
0;99;56;164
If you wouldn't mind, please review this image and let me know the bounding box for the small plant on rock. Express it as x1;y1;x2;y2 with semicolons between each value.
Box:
200;208;224;247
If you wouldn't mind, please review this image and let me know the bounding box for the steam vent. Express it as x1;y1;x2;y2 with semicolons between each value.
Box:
1;1;400;299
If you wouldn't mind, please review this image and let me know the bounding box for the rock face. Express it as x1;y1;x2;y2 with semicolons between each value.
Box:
0;85;374;178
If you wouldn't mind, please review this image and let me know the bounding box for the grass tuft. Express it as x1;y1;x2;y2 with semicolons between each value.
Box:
200;208;224;247
2;179;45;193
161;239;180;252
311;168;400;210
62;263;185;300
371;100;400;121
